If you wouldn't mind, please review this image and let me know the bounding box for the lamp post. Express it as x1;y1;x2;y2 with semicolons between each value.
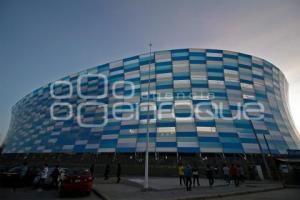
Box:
144;42;152;189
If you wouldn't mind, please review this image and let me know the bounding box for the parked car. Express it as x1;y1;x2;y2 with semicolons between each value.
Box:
0;165;10;173
0;166;22;188
59;168;93;196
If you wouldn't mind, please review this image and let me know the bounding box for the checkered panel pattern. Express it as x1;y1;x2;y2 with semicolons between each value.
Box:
3;48;300;154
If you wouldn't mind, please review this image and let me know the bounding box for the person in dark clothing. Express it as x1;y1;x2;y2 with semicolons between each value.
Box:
27;165;39;186
230;164;239;187
236;165;241;185
222;164;230;185
20;161;29;187
90;163;95;178
184;164;192;191
116;163;121;183
192;165;200;187
237;165;245;183
104;164;110;180
205;164;214;187
51;165;60;188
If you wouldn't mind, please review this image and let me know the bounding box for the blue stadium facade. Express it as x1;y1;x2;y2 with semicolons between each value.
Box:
3;48;300;154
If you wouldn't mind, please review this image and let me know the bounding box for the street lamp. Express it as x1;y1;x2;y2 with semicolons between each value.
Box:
144;42;152;189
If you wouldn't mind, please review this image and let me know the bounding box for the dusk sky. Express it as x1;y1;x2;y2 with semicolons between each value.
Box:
0;0;300;144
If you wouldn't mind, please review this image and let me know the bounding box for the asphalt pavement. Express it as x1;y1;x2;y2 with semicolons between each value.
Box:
210;188;300;200
0;187;101;200
93;177;285;200
1;179;298;200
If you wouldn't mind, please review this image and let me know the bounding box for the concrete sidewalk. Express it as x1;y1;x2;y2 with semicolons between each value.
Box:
127;177;227;191
93;177;283;200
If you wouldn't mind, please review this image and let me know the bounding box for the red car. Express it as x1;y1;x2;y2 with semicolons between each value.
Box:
59;168;93;196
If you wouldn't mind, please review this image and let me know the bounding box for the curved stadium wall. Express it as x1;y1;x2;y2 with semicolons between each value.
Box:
3;48;300;154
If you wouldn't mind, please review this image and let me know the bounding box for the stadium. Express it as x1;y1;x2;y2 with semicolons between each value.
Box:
2;48;300;159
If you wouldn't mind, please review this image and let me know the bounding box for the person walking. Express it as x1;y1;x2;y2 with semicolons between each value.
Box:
178;163;185;185
192;165;200;187
222;164;230;185
238;165;245;183
116;163;121;183
20;161;29;187
38;164;48;191
205;164;214;187
184;164;192;191
51;165;60;188
236;164;241;185
230;164;239;187
90;163;95;178
104;164;110;180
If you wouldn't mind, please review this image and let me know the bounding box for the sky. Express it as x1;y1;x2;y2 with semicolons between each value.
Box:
0;0;300;144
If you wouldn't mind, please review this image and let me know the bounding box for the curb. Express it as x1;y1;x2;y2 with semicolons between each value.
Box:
177;186;284;200
124;179;228;192
92;188;110;200
285;185;300;188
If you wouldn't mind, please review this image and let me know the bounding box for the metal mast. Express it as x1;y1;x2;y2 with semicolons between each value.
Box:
144;42;152;189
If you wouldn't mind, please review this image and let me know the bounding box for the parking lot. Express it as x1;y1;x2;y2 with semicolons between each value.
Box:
0;163;96;199
0;187;101;200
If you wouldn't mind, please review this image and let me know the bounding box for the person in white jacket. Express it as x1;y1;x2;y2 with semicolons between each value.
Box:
38;164;48;190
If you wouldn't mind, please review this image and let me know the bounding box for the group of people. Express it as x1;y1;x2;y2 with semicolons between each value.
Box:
178;163;245;191
222;164;245;187
102;163;122;183
178;163;205;191
33;163;60;190
17;162;59;190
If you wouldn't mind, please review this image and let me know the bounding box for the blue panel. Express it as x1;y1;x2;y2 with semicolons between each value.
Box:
156;142;177;147
207;49;223;53
117;148;136;153
178;147;199;153
196;121;215;127
176;132;197;137
100;140;117;148
199;137;219;142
